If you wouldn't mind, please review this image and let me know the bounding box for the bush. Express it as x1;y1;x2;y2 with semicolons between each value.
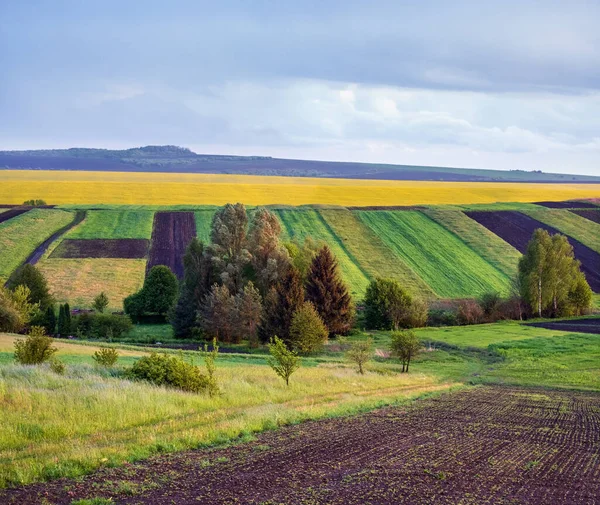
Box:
364;278;426;330
49;358;66;375
456;299;484;325
427;309;457;327
72;313;133;339
346;338;372;374
289;302;328;353
93;347;119;367
127;353;210;393
201;338;220;396
267;336;300;386
479;292;502;321
14;326;58;365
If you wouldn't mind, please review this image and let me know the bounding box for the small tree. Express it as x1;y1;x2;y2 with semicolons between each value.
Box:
568;273;593;316
43;306;57;335
92;347;119;367
142;266;179;315
289;302;328;354
14;326;58;365
92;292;109;313
390;330;421;373
267;336;300;386
57;303;72;336
346;338;372;374
202;338;220;396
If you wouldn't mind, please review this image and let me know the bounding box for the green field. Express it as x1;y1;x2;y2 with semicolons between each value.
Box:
0;209;74;282
194;209;217;243
320;209;434;297
66;210;155;239
276;209;370;297
522;209;600;253
423;208;521;279
355;211;511;298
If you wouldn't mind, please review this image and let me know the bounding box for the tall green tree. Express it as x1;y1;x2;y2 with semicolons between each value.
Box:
125;266;179;320
305;246;354;336
7;264;53;310
57;304;71;336
200;284;237;342
43;306;57;335
518;229;553;317
235;282;263;346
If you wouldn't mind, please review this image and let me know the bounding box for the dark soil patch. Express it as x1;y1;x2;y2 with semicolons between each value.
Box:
3;386;599;505
572;209;600;224
0;207;30;224
534;200;598;209
526;317;600;335
147;212;196;278
465;210;600;292
50;238;149;259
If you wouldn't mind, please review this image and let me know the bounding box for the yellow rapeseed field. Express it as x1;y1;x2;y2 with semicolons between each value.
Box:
0;170;599;206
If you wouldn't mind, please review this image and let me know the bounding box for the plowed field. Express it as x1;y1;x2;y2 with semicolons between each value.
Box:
147;212;196;278
573;209;600;224
50;239;149;258
4;387;599;505
466;211;600;292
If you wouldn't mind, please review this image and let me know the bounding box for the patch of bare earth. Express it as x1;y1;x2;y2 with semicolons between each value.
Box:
3;386;599;505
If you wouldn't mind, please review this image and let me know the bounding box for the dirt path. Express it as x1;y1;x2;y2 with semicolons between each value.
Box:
3;386;599;505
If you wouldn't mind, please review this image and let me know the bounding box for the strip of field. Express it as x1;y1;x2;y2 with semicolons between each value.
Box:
36;258;146;310
522;208;600;252
572;209;600;224
66;210;155;239
0;209;74;282
423;208;521;279
319;209;434;297
5;387;598;505
465;211;600;292
194;209;217;243
50;239;149;259
1;170;599;206
534;200;598;209
355;211;511;298
276;209;370;297
147;212;196;278
0;208;29;224
526;317;600;335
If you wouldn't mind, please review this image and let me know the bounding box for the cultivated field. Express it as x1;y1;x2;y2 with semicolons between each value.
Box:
65;210;155;239
50;238;149;259
573;209;600;224
1;170;599;206
147;212;197;278
3;386;599;505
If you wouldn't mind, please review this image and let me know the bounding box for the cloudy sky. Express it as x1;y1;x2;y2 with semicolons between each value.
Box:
1;0;599;175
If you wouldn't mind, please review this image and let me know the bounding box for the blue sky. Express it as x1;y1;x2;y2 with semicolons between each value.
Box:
1;0;599;175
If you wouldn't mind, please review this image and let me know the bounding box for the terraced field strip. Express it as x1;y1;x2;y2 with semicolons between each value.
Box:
7;387;599;505
194;209;217;243
522;209;600;253
423;208;521;279
65;210;155;239
0;209;74;282
2;170;600;206
147;212;196;278
50;238;149;259
276;209;370;297
356;211;511;298
466;211;600;292
37;258;146;310
0;207;30;224
572;209;600;224
319;209;434;297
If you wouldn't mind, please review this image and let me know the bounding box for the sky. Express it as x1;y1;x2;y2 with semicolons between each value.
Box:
1;0;599;175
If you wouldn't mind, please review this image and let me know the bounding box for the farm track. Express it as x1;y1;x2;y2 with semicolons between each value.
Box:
23;210;86;265
0;208;30;224
50;238;149;258
147;212;196;278
4;386;600;505
466;211;600;292
572;209;600;224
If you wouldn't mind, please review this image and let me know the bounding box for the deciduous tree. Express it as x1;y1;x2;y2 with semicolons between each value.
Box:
289;301;328;353
390;330;421;373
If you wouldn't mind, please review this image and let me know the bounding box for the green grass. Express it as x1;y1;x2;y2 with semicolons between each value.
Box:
423;208;521;279
355;211;511;298
320;209;434;298
276;209;370;297
521;209;600;253
0;209;74;282
66;210;155;239
194;209;217;243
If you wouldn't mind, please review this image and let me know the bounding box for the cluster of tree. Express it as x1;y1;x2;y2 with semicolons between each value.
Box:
165;204;354;352
363;278;428;330
124;265;179;321
23;199;47;206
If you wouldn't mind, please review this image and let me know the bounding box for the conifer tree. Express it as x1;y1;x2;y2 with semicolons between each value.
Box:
44;306;57;335
305;246;354;336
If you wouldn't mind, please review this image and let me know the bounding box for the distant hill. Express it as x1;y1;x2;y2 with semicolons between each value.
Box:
1;145;598;183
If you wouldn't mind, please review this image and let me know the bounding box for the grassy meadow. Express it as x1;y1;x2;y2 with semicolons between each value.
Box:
66;210;155;239
37;259;147;310
355;210;511;298
194;209;217;243
0;209;74;282
2;170;599;206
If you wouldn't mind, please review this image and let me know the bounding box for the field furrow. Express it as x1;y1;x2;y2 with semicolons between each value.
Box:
319;209;434;297
355;211;512;298
275;209;370;297
423;208;521;279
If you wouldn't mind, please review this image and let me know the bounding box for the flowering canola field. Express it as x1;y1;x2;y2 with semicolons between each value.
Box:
1;170;599;206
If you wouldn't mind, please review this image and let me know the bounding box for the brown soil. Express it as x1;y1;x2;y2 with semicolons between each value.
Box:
572;209;600;224
146;212;196;278
0;207;30;224
534;200;598;209
526;317;600;334
3;386;599;505
50;238;149;259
